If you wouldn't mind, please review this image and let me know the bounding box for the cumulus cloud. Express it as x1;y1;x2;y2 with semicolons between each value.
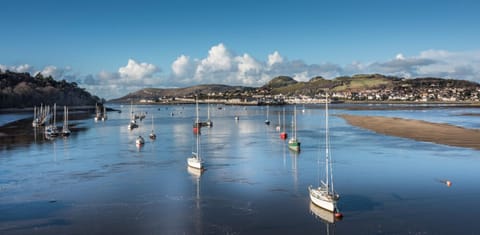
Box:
268;51;283;67
83;59;163;98
38;65;70;79
195;43;232;78
118;59;158;80
236;53;261;74
169;44;480;88
172;55;194;77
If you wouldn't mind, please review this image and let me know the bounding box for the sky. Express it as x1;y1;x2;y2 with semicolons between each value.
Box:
1;0;480;99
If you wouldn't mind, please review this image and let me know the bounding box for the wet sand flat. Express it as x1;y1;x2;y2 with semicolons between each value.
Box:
340;114;480;150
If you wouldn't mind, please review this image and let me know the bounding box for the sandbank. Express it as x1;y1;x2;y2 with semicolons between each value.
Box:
340;114;480;150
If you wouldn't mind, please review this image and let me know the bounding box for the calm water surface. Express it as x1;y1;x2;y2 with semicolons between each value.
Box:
1;104;479;234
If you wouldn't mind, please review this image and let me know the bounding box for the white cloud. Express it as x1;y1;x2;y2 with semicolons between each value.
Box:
0;64;33;73
236;53;261;74
195;43;232;75
118;59;158;80
39;65;63;78
268;51;283;67
395;53;405;60
172;55;193;77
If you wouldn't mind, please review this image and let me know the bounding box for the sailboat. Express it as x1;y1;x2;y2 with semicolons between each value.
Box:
136;135;145;146
188;98;204;170
128;101;138;130
33;104;49;127
309;92;342;218
102;106;107;121
193;98;201;134
205;101;213;127
61;106;71;137
32;106;39;127
45;103;59;138
149;115;156;140
94;103;101;122
288;106;300;151
264;105;270;125
280;107;288;139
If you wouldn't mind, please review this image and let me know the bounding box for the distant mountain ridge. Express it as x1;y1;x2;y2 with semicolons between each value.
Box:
111;74;480;103
0;70;101;109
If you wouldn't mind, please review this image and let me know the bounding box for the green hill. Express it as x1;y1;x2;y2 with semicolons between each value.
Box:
0;70;101;109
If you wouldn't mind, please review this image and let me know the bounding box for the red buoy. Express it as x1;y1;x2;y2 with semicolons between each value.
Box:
193;126;200;135
335;212;343;219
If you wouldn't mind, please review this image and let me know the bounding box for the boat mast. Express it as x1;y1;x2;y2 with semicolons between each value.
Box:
64;106;67;128
53;103;56;127
294;106;297;139
325;92;329;193
207;99;210;120
325;91;334;194
196;97;200;161
283;107;286;132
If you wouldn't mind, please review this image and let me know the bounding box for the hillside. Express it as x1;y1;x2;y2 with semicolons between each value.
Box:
265;74;480;96
109;74;480;103
109;84;256;103
0;71;101;109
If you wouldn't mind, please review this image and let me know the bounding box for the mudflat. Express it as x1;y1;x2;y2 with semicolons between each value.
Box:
340;114;480;150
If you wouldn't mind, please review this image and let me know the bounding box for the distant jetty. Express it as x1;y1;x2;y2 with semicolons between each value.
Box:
340;114;480;150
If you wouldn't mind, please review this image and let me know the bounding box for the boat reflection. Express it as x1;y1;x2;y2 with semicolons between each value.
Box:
290;150;299;194
187;166;203;233
310;202;339;234
187;166;203;180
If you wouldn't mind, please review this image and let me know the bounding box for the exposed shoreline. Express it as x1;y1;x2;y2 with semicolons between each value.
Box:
339;114;480;150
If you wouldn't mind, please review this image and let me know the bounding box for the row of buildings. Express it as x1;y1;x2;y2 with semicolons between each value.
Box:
139;86;480;105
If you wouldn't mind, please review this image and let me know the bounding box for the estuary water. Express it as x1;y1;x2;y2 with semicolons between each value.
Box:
1;104;479;234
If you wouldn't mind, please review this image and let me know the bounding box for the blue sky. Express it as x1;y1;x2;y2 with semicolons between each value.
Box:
1;0;479;99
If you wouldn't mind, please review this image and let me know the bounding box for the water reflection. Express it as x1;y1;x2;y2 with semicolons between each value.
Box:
290;150;299;194
187;167;203;234
310;202;337;234
1;105;480;234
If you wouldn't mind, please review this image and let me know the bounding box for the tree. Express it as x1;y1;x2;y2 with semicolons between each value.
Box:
35;72;44;80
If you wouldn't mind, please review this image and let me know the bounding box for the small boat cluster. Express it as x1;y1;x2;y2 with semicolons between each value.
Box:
32;104;50;127
94;103;107;122
128;102;157;147
33;103;71;139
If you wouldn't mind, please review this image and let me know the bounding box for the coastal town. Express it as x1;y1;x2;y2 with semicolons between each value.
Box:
138;79;480;105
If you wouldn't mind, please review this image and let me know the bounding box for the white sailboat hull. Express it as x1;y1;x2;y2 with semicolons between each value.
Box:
135;136;145;146
309;185;338;212
188;154;203;169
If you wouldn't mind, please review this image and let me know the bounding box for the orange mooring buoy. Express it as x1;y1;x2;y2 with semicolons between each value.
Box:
445;180;452;187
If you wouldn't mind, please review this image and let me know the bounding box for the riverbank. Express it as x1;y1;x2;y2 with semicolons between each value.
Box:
340;114;480;150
